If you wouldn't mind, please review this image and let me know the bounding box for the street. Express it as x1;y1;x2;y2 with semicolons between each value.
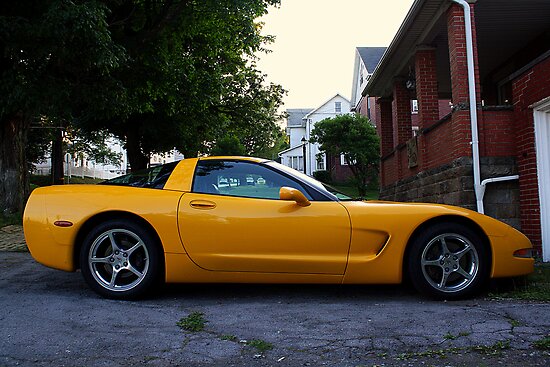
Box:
1;251;549;367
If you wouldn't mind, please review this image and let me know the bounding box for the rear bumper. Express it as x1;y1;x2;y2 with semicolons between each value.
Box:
23;190;75;272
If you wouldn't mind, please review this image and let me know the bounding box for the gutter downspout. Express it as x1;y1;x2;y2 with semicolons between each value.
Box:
451;0;484;213
480;175;519;199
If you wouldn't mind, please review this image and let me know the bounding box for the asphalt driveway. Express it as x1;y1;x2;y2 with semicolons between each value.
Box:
1;251;549;367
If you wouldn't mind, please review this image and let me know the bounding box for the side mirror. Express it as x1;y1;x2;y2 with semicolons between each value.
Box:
279;187;311;207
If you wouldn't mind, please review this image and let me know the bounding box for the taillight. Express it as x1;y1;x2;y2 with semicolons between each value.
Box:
513;248;533;258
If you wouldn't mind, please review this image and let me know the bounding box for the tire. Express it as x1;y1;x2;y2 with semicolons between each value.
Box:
79;219;163;300
407;223;490;300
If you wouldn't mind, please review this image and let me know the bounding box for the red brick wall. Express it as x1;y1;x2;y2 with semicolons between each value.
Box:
512;56;550;251
367;96;378;125
378;98;394;156
415;48;440;129
392;81;413;146
447;3;481;107
439;100;452;119
479;110;515;157
328;155;354;183
381;152;398;186
447;3;481;162
420;118;455;171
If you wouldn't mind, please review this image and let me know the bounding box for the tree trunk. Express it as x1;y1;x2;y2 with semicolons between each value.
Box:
0;114;30;215
51;128;64;185
125;128;149;171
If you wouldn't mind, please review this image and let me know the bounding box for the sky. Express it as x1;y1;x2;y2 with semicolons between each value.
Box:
255;0;416;110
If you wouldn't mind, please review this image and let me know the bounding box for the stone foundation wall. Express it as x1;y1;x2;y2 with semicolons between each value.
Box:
379;156;520;229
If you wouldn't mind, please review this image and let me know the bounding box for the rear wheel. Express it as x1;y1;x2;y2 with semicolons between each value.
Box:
407;223;489;300
80;219;162;299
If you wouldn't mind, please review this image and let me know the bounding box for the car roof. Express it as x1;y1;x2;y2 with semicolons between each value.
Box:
197;156;269;163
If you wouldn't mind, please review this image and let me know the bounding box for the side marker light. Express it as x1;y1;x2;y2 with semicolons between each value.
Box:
54;221;73;227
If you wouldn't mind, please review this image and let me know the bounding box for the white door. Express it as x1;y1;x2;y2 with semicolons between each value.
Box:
534;98;550;262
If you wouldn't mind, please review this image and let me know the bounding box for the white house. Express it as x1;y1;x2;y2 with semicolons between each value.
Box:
350;47;386;119
279;94;351;176
34;136;184;180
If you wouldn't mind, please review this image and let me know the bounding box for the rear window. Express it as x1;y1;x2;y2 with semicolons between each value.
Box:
100;161;178;189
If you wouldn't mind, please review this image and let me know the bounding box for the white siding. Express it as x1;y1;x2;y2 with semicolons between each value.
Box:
279;94;351;176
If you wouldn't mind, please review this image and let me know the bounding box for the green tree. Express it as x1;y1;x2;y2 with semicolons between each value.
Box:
83;0;284;169
310;114;380;198
210;135;246;156
65;128;122;167
253;127;289;160
0;0;126;214
0;0;284;214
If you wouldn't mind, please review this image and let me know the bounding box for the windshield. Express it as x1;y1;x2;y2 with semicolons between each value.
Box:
100;161;178;189
265;161;355;201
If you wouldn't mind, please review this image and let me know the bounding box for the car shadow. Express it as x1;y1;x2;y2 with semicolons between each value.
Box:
158;282;421;303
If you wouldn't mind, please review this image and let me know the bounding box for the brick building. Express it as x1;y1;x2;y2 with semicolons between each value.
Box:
362;0;550;259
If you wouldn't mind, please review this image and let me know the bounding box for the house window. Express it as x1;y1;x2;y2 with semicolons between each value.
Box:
335;102;342;113
411;100;418;114
289;156;303;171
367;98;371;119
316;154;325;170
340;154;348;166
340;154;356;166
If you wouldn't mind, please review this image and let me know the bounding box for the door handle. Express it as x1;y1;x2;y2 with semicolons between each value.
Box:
189;200;217;210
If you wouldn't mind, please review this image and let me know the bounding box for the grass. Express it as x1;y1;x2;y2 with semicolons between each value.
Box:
395;340;511;361
176;312;207;332
30;174;103;186
489;263;550;302
0;212;22;227
0;175;103;228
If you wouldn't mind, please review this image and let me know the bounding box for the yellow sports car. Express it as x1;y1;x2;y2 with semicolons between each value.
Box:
23;156;534;300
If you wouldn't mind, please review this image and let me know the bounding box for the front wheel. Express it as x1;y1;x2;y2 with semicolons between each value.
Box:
407;223;490;300
80;219;162;299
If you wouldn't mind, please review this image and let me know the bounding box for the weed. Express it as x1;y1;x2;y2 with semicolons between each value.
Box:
444;333;457;340
444;331;470;340
247;339;273;353
471;340;510;355
220;334;238;342
176;312;207;332
392;341;512;362
506;317;521;328
396;348;453;360
533;336;550;350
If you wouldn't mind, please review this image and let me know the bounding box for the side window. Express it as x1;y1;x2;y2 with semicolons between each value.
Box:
193;160;312;200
